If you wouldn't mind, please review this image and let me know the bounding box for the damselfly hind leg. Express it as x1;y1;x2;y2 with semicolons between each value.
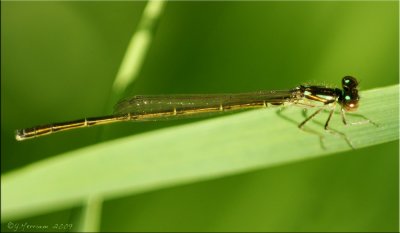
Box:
277;107;326;149
298;107;324;129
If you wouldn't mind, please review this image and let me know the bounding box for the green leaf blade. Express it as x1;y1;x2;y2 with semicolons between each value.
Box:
2;84;398;222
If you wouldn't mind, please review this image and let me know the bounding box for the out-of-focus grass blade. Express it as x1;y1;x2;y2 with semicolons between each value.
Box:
111;0;165;102
1;84;398;222
78;195;103;232
94;0;165;229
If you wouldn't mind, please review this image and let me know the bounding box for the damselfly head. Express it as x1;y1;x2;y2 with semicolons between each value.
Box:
341;76;359;112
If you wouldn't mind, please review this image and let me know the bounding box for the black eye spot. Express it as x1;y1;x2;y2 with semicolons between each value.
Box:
342;76;358;89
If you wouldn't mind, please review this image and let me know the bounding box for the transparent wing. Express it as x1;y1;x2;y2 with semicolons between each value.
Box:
114;91;294;120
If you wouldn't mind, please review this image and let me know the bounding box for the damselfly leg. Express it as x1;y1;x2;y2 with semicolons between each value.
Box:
340;108;378;126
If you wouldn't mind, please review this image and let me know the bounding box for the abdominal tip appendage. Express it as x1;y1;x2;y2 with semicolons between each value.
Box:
15;129;27;141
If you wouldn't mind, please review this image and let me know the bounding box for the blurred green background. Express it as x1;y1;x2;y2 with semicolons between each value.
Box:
1;1;398;232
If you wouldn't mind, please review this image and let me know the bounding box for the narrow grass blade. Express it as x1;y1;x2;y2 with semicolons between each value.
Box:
111;0;165;101
78;195;103;232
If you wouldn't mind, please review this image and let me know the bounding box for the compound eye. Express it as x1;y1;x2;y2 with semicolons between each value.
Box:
342;91;359;112
342;76;358;89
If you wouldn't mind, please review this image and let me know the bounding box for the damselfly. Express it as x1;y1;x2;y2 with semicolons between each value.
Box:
16;76;371;143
